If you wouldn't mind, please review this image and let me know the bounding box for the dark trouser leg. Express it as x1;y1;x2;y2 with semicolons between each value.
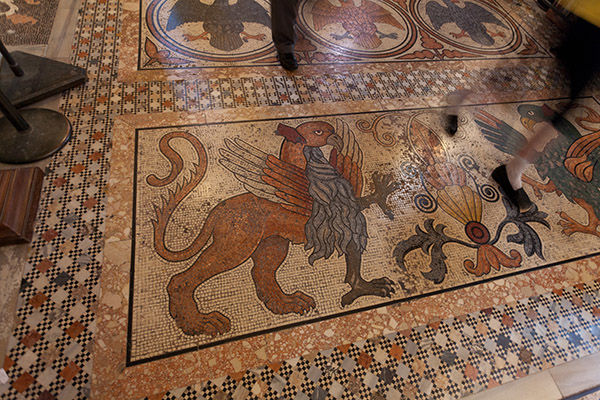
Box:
271;0;299;53
554;16;600;118
503;16;600;207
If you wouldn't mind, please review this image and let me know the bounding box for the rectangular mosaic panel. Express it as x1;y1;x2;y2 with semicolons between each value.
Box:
128;97;600;364
124;0;549;74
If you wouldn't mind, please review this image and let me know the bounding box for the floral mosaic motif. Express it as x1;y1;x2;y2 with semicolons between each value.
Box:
393;113;549;283
356;112;402;147
394;199;549;283
138;0;548;69
143;38;191;67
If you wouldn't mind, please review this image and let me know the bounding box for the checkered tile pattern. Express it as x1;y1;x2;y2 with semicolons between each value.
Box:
0;0;599;398
114;65;570;112
156;281;600;400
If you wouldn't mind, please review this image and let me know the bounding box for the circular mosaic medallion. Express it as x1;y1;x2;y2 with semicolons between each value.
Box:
412;0;521;55
297;0;416;58
146;0;275;62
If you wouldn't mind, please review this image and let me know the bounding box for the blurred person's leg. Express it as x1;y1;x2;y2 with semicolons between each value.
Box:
445;89;473;135
497;16;600;210
271;0;300;71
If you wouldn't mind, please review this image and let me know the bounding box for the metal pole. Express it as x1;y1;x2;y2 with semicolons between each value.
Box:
0;89;30;131
0;38;24;77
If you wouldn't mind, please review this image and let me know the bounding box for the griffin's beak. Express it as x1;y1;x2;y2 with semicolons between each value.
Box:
326;133;343;152
520;116;536;131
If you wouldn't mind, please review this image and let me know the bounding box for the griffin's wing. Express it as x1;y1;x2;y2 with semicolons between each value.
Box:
232;0;271;27
311;0;341;31
564;130;600;183
474;109;527;156
361;0;404;29
166;0;211;30
425;1;451;30
219;138;312;216
329;119;364;197
463;2;507;28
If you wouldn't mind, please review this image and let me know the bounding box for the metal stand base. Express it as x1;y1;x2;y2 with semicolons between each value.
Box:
0;109;71;164
0;52;86;108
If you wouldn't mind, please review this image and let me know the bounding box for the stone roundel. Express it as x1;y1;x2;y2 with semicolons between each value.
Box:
412;0;521;55
297;0;417;58
146;0;275;62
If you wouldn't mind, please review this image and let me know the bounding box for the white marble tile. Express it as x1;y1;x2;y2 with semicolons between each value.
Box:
46;0;84;59
462;371;562;400
550;353;600;398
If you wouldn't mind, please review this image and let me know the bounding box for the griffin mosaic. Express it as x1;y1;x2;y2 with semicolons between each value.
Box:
127;97;600;364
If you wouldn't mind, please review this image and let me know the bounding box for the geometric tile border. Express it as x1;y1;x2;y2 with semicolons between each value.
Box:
113;62;569;112
155;280;600;400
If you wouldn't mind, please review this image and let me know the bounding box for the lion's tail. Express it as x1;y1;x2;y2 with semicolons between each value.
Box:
147;131;213;262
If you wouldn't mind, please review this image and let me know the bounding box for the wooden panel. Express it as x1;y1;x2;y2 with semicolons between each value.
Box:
0;167;44;246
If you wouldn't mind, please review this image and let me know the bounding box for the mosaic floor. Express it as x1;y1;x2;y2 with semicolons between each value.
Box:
151;279;600;400
1;0;600;398
0;0;59;45
120;0;549;80
118;98;600;365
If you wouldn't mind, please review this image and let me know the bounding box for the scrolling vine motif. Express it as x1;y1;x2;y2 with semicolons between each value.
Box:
356;113;402;147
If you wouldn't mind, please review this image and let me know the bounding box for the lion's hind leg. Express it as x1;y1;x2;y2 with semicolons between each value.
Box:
251;236;316;315
167;237;257;337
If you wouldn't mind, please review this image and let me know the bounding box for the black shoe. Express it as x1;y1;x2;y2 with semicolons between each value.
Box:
491;165;533;212
278;52;298;71
446;114;458;136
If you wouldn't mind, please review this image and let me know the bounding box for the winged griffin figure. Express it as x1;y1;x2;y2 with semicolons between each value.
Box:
148;119;399;336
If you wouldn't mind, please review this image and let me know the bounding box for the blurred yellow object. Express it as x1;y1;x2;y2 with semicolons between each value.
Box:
558;0;600;27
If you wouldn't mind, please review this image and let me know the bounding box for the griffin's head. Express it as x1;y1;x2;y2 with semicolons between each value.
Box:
518;104;555;131
277;121;342;150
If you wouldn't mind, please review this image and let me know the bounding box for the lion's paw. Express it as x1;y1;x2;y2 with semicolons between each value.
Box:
341;277;396;307
169;294;231;336
175;311;231;337
260;290;316;316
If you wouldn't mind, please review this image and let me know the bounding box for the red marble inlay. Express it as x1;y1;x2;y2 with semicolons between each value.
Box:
42;230;58;242
60;362;81;381
12;373;35;393
29;293;47;308
35;259;53;273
